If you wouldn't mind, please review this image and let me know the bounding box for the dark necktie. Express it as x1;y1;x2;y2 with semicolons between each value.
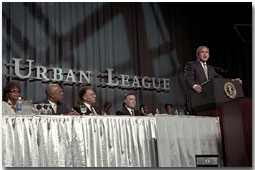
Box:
131;110;134;116
90;105;96;115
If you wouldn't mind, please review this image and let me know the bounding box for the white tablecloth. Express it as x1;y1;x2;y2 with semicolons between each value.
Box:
2;115;157;167
2;115;222;167
155;115;223;167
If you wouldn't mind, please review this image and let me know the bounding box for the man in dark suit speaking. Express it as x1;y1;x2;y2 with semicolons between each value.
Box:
184;46;242;93
116;92;144;116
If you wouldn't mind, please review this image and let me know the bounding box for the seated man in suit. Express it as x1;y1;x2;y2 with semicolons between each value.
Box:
73;86;101;115
45;84;79;115
116;92;144;116
184;46;242;93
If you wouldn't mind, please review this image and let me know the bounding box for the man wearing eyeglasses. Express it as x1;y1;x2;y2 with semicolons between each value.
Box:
73;86;102;115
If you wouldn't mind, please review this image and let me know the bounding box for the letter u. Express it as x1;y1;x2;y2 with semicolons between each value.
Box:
13;58;33;79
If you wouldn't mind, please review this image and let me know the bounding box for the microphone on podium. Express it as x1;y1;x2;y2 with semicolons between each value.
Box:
214;66;229;76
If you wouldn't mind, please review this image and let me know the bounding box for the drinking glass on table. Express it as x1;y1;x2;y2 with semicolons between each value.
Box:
80;105;87;115
23;100;33;115
32;104;42;115
45;104;53;115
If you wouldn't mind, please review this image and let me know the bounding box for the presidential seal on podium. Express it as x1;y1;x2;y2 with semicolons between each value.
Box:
224;82;237;99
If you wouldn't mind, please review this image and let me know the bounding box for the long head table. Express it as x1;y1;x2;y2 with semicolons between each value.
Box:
2;115;222;167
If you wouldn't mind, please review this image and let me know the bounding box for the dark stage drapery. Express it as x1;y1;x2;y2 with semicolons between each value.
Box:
2;2;252;113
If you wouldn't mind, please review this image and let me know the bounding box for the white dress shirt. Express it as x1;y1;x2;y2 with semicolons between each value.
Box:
84;102;97;115
126;107;134;116
48;100;57;113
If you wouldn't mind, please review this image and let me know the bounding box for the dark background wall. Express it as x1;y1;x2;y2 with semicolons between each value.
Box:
2;2;252;113
159;2;252;96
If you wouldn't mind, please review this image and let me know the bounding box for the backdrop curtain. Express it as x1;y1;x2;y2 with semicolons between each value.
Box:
2;2;252;113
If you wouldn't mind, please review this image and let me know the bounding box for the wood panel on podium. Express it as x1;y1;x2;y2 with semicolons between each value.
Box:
190;78;251;167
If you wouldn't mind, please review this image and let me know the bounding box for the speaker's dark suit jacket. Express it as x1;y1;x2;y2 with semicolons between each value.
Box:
73;103;102;115
44;99;71;115
184;60;222;90
116;107;144;116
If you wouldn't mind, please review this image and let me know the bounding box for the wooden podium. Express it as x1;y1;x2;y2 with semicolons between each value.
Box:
190;78;244;112
221;98;252;167
190;78;252;167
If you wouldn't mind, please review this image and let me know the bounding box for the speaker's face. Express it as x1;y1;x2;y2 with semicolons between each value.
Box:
197;47;210;63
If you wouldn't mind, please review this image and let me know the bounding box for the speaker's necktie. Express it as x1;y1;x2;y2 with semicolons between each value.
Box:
203;63;208;80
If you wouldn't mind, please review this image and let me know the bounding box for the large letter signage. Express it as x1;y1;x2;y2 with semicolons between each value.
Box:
6;58;170;92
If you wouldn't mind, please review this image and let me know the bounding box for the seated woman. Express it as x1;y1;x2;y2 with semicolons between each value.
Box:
139;104;154;116
2;81;21;115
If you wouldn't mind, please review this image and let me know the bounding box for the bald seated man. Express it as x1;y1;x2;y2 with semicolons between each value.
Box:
44;84;79;115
